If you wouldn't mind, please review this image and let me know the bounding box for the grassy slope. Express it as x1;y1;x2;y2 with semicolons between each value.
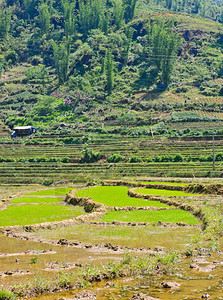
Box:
0;10;222;137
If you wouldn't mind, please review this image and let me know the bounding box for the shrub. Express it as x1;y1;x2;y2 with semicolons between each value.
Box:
154;155;161;162
36;157;47;162
147;157;153;162
129;156;142;163
107;154;125;163
81;147;101;163
198;155;208;162
160;155;173;162
0;157;15;162
173;154;184;162
0;290;16;300
216;153;223;161
43;179;53;186
61;157;70;163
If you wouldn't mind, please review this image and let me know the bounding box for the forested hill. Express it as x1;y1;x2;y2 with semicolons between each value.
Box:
0;0;223;137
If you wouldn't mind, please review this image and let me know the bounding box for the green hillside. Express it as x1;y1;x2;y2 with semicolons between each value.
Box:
0;0;222;139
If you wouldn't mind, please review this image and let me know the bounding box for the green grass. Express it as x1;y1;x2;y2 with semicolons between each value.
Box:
10;196;64;204
99;210;200;225
139;182;188;186
135;188;201;197
76;186;169;207
0;205;85;226
24;187;75;196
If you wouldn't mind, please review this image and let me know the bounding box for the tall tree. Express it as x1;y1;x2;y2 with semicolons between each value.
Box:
147;21;179;87
38;2;51;34
62;0;76;37
123;0;137;23
0;9;11;39
52;39;70;84
104;49;113;94
78;0;104;35
113;0;124;30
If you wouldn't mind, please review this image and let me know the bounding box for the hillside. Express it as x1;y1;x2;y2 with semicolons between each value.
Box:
0;0;222;141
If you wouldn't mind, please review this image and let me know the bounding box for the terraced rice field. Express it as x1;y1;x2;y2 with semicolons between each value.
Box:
0;187;83;226
99;210;200;224
75;185;200;225
0;137;222;183
76;186;170;207
134;188;201;197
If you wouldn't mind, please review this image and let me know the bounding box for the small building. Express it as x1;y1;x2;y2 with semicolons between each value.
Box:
11;126;37;138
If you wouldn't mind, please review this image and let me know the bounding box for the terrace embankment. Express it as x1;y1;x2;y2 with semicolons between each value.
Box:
103;180;186;191
104;180;223;195
185;183;223;195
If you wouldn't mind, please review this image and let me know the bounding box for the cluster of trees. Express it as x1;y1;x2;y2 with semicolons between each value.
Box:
147;21;179;87
155;0;223;22
0;0;181;91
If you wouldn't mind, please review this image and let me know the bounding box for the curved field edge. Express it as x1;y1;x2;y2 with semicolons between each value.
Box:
66;182;222;250
128;187;222;250
0;182;222;299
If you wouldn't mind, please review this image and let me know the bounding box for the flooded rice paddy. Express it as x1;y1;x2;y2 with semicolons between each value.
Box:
0;182;222;299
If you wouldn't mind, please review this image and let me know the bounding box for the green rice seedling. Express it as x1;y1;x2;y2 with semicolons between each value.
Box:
30;256;38;264
98;210;200;225
10;197;64;204
0;205;84;226
76;186;169;207
135;188;201;197
30;224;200;250
25;187;75;196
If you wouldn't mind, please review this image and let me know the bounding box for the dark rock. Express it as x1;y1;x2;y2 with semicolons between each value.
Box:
132;293;161;300
201;293;210;299
57;239;69;245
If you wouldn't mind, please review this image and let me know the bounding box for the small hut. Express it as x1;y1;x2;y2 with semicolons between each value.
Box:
11;126;37;138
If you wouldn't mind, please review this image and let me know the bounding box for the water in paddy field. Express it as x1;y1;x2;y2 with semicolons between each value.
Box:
0;233;122;287
1;232;223;299
28;241;223;300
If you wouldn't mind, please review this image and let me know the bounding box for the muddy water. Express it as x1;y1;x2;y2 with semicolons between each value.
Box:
0;234;121;287
29;246;223;300
1;233;223;299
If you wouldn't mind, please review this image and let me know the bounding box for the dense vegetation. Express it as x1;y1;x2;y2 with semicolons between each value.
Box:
0;0;222;138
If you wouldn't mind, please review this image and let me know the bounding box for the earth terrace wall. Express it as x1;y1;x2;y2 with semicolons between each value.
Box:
103;180;185;191
65;189;173;213
104;180;223;195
